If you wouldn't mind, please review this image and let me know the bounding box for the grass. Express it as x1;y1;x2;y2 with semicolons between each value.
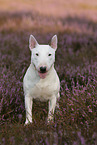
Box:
0;0;97;144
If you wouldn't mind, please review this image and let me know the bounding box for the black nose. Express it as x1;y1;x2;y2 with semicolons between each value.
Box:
40;66;47;73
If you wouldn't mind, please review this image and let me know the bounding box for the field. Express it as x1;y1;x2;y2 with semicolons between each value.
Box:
0;0;97;144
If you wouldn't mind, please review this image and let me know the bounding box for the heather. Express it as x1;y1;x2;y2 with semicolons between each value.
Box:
0;1;97;145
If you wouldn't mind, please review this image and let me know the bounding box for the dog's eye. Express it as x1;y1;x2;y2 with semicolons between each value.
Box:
48;54;52;56
36;53;39;56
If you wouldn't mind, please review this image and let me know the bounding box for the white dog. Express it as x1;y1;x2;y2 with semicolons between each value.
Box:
23;35;60;124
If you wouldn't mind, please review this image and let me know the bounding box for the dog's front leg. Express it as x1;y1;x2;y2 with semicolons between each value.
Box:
47;96;57;123
25;95;33;125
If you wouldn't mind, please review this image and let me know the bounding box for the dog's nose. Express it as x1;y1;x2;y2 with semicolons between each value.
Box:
40;66;47;73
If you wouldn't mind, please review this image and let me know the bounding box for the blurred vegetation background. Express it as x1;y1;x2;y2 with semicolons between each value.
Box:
0;0;97;33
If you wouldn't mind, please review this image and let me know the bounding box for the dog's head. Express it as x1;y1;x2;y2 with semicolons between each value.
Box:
29;35;58;79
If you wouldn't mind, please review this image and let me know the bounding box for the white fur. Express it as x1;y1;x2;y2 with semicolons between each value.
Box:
23;35;60;124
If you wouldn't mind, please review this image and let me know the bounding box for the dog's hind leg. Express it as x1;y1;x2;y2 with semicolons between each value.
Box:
25;95;33;125
56;92;60;108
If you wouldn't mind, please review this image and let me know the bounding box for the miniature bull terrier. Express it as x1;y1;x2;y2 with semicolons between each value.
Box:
23;35;60;124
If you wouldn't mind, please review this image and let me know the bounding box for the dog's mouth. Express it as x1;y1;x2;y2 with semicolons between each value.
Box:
38;71;47;79
33;63;48;79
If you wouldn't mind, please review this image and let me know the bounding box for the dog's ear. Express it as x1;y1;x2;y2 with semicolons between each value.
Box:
29;35;38;50
50;35;58;50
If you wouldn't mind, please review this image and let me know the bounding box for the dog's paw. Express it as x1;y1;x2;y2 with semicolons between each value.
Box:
24;120;33;125
47;116;54;124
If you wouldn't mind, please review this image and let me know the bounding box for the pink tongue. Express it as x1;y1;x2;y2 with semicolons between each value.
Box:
38;72;47;79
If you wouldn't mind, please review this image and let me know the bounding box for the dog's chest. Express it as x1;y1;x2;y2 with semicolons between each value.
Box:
30;77;58;101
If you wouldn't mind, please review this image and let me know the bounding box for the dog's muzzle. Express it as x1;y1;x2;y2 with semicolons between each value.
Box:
38;66;47;79
40;66;47;73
